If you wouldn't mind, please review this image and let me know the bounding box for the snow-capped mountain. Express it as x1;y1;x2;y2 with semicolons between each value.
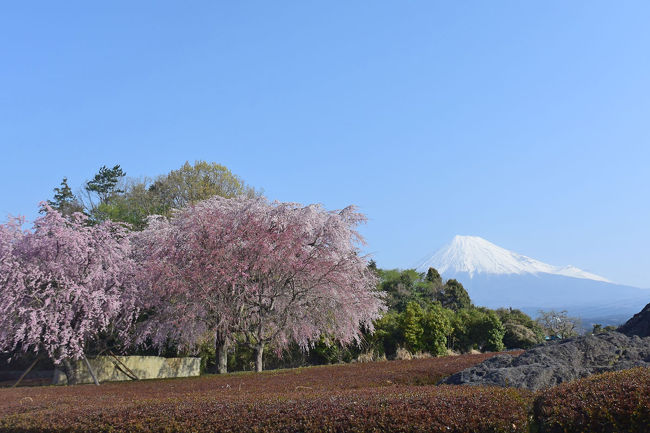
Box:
416;236;649;327
416;235;610;282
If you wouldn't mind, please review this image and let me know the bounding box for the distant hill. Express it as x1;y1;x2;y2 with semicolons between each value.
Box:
416;235;650;327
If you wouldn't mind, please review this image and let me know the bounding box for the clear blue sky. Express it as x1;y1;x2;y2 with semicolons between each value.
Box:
2;2;649;287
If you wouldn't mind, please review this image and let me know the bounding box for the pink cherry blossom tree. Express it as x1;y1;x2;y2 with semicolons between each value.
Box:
132;198;250;374
233;200;385;372
134;196;384;373
0;205;139;384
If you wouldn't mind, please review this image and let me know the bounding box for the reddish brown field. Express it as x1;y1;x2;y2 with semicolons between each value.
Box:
0;352;533;433
1;353;648;433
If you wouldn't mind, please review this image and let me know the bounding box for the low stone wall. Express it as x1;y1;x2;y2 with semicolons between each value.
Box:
53;355;200;385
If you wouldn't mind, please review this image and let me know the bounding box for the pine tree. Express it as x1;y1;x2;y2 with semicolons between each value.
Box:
85;165;126;203
425;267;442;285
44;177;83;216
435;279;471;311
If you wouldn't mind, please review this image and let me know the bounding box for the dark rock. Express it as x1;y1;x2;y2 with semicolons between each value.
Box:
618;302;650;338
441;332;650;391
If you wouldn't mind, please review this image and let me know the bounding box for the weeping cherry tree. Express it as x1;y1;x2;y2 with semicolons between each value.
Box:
134;196;385;373
0;205;139;384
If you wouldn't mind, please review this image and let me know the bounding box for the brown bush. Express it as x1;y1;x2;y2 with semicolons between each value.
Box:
533;367;650;433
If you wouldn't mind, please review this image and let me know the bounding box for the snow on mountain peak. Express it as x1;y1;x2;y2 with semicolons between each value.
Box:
416;235;611;283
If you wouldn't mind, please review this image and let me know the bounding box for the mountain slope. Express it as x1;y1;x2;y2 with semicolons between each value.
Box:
416;236;649;326
417;235;610;282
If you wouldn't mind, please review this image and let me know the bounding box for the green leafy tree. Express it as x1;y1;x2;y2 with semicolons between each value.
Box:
81;165;127;222
450;308;505;352
502;322;540;349
435;279;471;312
148;160;258;212
374;266;514;357
414;273;439;303
449;309;470;351
378;268;438;312
368;311;401;357
400;301;425;352
308;337;359;365
421;303;452;356
79;161;259;230
378;269;416;312
590;324;617;334
478;309;506;352
94;178;162;230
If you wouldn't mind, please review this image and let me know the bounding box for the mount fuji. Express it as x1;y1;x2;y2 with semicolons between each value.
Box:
416;236;650;327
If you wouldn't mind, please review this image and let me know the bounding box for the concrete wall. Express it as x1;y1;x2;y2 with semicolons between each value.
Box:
53;355;200;385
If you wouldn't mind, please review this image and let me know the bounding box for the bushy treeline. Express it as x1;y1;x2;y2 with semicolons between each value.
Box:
46;160;259;229
214;266;546;372
364;266;545;359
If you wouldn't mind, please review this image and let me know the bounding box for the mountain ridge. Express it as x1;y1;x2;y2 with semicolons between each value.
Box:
416;235;611;283
415;235;649;326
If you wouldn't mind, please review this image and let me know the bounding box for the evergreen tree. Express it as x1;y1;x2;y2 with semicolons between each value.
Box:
425;267;442;285
85;165;126;203
44;177;83;216
435;279;471;311
83;165;127;223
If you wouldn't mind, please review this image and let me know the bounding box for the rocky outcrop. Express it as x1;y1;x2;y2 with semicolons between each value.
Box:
618;302;650;338
441;332;650;391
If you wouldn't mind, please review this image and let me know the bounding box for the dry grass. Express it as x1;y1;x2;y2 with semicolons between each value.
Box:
394;347;433;360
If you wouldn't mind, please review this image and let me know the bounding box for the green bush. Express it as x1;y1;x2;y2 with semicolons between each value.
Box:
372;301;452;357
496;307;545;349
421;302;452;356
400;301;425;352
450;308;505;352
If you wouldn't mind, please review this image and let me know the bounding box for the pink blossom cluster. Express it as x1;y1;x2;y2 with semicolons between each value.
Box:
1;197;385;370
0;205;139;364
134;196;385;360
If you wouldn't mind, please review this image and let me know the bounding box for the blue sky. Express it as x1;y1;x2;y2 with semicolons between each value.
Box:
2;2;649;287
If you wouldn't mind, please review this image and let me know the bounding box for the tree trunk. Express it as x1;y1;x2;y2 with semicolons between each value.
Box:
62;358;78;385
216;334;229;374
254;343;264;372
